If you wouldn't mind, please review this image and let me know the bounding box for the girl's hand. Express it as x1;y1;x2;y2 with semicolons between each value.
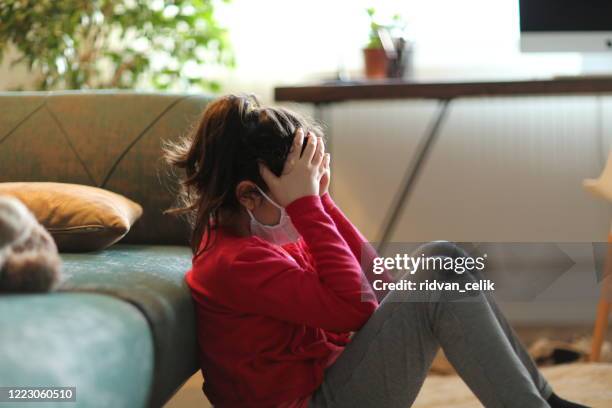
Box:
259;128;325;207
319;152;331;196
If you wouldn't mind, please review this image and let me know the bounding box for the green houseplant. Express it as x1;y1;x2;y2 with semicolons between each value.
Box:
363;7;388;79
0;0;234;91
363;7;407;79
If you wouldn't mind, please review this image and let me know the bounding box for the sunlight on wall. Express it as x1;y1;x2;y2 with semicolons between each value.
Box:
0;0;583;94
216;0;581;100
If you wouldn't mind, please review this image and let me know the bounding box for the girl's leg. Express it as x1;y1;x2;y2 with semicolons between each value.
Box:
309;241;550;408
481;282;553;400
418;241;553;400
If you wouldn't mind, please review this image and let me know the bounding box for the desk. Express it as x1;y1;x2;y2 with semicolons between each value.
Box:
275;77;612;252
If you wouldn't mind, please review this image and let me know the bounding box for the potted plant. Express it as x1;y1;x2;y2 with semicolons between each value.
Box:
363;8;411;80
363;7;388;79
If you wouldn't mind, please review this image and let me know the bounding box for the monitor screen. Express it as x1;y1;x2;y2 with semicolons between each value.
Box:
520;0;612;32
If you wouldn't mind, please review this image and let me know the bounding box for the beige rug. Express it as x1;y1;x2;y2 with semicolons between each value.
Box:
413;363;612;408
167;363;612;407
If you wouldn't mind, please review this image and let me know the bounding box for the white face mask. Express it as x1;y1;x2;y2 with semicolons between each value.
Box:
246;186;300;246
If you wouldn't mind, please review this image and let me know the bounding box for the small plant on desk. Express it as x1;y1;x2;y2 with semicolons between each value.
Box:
363;7;410;80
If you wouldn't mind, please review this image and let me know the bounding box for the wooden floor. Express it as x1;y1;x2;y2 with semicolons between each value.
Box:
165;371;210;408
164;325;611;408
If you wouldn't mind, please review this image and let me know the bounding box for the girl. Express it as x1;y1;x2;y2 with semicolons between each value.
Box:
165;94;587;408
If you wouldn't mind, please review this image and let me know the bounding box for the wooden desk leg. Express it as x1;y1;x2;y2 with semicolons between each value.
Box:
591;237;612;362
376;99;451;254
591;298;611;362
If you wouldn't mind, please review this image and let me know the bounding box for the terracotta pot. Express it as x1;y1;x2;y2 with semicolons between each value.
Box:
363;48;388;79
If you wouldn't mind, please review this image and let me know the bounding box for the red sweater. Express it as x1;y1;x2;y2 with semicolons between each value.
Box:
186;194;381;407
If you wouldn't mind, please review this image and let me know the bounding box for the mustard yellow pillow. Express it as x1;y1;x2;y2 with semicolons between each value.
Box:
0;182;142;252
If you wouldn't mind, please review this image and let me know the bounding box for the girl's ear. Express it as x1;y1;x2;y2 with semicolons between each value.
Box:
236;181;261;211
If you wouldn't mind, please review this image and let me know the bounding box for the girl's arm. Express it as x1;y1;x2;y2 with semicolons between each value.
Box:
207;195;378;333
320;192;392;301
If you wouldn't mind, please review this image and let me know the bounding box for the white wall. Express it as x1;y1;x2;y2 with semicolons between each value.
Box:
213;0;582;101
316;95;612;324
0;45;37;90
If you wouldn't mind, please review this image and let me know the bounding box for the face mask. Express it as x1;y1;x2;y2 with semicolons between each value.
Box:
246;186;300;246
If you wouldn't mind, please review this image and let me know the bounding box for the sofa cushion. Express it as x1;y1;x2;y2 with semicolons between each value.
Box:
0;92;213;245
0;182;143;252
59;244;197;407
0;292;154;408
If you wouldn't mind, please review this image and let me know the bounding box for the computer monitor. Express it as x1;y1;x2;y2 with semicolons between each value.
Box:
519;0;612;53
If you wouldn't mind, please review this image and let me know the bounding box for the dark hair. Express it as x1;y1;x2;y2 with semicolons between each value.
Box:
164;94;322;256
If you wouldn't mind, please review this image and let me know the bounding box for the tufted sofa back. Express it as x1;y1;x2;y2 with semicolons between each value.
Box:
0;91;213;245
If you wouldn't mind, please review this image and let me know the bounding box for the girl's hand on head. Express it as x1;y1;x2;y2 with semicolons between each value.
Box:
259;128;324;207
319;152;331;196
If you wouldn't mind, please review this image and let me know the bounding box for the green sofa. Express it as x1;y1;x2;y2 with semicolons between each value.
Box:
0;91;213;407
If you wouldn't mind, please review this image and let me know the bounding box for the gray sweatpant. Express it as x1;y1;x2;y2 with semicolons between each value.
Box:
309;241;553;408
